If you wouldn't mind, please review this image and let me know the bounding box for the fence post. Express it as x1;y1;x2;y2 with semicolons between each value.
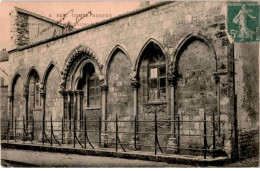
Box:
85;116;87;149
62;117;64;144
154;111;157;155
203;111;207;159
7;120;9;143
116;114;118;152
32;116;34;143
23;116;25;144
51;116;53;146
42;116;44;145
212;111;216;159
177;115;180;154
74;117;76;148
14;117;16;140
134;115;137;151
99;116;101;148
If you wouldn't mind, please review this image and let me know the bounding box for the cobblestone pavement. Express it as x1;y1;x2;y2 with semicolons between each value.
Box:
1;148;259;167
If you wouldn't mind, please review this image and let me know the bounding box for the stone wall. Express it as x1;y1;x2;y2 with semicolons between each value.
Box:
235;43;259;159
107;50;133;147
175;39;217;151
10;9;64;49
0;61;9;139
7;2;238;157
12;76;25;139
0;79;8;139
10;11;29;48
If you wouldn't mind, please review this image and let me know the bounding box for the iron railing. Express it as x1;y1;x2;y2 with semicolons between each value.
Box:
1;111;225;159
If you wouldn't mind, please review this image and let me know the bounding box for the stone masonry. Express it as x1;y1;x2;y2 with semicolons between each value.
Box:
2;1;259;161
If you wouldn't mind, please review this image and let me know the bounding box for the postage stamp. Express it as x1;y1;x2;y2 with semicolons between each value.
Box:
227;1;260;42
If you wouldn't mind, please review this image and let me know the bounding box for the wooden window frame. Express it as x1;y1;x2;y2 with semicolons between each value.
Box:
148;59;166;102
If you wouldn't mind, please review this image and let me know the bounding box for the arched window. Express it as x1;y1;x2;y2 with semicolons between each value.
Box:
148;51;166;100
28;70;40;108
140;42;166;101
87;64;100;107
77;63;101;107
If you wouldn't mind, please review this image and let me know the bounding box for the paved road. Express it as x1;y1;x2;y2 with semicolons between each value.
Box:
1;148;259;167
1;148;189;167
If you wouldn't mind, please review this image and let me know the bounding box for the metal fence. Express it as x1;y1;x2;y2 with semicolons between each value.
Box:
1;111;225;159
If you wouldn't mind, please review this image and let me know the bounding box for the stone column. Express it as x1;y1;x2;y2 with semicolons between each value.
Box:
74;91;78;130
214;74;221;136
78;90;84;130
101;85;108;147
8;94;14;130
167;63;178;154
59;91;68;121
67;90;74;143
59;90;68;143
23;85;29;129
130;78;140;150
40;87;46;142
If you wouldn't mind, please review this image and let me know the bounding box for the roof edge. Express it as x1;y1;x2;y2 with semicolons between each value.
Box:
14;6;66;28
8;1;175;54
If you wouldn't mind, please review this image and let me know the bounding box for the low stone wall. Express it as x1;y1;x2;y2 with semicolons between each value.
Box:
238;129;259;160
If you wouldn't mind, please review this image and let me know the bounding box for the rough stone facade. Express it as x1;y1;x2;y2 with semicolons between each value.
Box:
10;7;65;49
1;1;259;161
235;43;259;159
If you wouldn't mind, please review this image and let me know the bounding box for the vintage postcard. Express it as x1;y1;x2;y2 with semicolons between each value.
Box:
0;0;259;167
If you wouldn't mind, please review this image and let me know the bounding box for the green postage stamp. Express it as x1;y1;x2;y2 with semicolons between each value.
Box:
228;1;260;42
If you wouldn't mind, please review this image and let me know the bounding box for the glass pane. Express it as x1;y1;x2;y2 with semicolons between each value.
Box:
159;78;166;88
149;89;157;100
158;54;165;62
150;78;157;88
150;56;157;64
159;67;166;76
150;68;157;78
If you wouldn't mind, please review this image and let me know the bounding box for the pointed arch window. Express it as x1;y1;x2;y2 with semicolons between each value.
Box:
77;63;101;108
87;65;101;107
139;42;166;102
148;51;166;101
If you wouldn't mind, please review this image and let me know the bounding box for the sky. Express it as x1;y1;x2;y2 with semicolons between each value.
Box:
0;1;155;51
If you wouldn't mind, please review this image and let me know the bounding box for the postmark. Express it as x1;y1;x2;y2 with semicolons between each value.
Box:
227;1;259;42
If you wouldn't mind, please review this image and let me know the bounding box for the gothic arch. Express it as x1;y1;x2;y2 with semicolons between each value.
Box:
42;62;61;91
60;44;103;91
104;45;132;82
10;72;22;96
26;66;40;87
172;33;218;72
73;59;102;90
134;38;167;79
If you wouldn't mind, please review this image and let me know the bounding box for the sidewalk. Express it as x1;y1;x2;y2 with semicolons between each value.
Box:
1;141;229;166
1;148;189;167
1;148;259;167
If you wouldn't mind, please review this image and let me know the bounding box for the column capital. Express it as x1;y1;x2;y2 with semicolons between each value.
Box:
40;92;46;98
101;85;108;92
130;79;139;90
68;90;74;96
167;72;178;87
167;61;178;87
59;90;68;96
77;90;84;95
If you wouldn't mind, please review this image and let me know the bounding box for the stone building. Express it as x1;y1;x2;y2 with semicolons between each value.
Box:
1;1;259;162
